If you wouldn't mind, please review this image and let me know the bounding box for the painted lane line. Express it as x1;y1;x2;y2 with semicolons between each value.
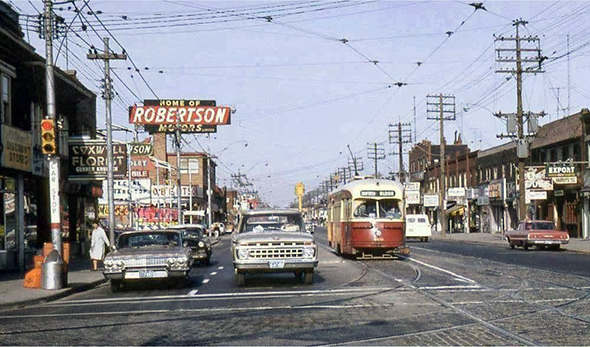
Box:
202;279;210;284
210;272;218;276
187;289;199;296
217;266;224;270
407;258;479;284
42;287;395;307
419;285;482;290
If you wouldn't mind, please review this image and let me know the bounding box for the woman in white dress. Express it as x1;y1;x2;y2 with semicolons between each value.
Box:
90;222;110;271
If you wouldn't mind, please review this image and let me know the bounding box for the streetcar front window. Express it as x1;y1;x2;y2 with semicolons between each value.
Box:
379;199;402;219
353;200;377;218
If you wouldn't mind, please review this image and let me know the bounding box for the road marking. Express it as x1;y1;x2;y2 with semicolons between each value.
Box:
202;279;210;284
218;266;224;270
419;285;482;290
188;289;199;296
210;272;218;276
407;258;478;284
41;287;395;307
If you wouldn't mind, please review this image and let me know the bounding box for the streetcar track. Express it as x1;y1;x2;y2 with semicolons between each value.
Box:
367;264;539;346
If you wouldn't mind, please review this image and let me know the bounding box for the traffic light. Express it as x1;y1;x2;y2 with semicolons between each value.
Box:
41;119;57;155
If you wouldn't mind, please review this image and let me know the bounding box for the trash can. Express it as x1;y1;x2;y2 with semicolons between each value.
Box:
42;250;63;290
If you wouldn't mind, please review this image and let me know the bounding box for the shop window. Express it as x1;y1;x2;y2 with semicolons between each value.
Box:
1;177;16;251
1;74;11;125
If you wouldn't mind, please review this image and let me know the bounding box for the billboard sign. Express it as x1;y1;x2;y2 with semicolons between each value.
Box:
143;124;217;134
405;190;421;205
68;139;127;180
447;187;466;198
129;99;231;126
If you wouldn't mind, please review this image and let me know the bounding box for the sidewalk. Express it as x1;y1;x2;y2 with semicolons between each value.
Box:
431;231;590;254
0;236;223;311
0;255;107;311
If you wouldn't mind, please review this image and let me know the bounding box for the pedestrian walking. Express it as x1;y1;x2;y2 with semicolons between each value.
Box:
90;221;110;271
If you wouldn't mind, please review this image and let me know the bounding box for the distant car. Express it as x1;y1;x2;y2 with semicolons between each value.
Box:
103;230;192;292
168;224;212;265
506;220;569;251
405;214;432;242
232;209;318;286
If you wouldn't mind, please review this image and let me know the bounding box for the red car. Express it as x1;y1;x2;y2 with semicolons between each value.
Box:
506;220;569;251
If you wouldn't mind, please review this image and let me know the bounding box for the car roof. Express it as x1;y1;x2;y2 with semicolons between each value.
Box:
118;229;181;236
167;224;206;229
406;214;428;218
241;209;302;216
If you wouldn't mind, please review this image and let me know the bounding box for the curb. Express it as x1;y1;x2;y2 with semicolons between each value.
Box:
433;236;590;255
0;278;108;312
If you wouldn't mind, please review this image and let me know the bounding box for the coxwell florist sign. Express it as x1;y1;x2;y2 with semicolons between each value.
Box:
129;99;231;126
68;139;127;180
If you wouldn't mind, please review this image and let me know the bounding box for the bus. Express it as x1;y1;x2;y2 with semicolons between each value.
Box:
327;177;409;259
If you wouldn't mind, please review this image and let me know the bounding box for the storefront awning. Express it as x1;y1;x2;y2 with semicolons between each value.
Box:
445;205;465;216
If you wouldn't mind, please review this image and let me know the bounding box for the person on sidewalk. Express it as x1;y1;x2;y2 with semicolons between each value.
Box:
90;221;110;271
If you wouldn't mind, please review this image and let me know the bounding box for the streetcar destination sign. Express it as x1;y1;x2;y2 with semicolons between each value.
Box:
360;190;397;197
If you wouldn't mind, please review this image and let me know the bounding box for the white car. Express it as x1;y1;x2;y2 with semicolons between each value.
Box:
405;214;432;242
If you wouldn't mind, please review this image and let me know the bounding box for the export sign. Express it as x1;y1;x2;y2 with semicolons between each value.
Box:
546;164;576;177
68;139;127;180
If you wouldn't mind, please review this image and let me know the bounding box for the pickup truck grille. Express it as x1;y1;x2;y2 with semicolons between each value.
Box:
249;247;304;259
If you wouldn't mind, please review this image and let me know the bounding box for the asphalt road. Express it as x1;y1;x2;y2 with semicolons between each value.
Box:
1;228;589;346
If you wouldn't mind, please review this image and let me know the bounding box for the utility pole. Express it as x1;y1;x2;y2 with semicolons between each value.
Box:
88;38;127;245
42;0;62;261
389;122;412;183
427;94;456;237
366;142;386;177
175;128;182;224
495;19;545;222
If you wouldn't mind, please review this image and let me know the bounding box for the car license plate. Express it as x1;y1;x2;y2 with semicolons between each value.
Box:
269;260;285;269
544;240;556;244
139;270;154;278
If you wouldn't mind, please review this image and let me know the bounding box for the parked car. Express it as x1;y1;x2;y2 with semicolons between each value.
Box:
231;209;319;286
405;214;431;242
168;224;212;265
506;220;569;250
103;229;192;292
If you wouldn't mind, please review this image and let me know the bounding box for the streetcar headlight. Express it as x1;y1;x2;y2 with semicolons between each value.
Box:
303;247;315;258
237;248;250;259
198;241;205;248
374;229;382;237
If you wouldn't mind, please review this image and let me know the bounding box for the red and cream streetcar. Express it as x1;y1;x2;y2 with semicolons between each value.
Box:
327;177;410;259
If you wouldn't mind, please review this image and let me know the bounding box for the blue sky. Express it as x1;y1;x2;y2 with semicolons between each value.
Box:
12;0;590;206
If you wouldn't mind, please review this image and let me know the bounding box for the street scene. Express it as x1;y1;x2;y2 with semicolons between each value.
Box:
1;0;590;346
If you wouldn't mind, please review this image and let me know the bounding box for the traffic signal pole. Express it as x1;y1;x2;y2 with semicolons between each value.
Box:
43;0;62;256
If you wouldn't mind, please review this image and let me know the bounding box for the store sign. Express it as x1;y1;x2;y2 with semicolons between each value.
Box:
128;142;153;156
525;167;553;190
552;176;577;185
405;182;420;191
144;124;217;134
68;139;127;180
1;125;32;172
526;190;547;203
488;179;505;199
423;194;439;207
546;164;576;177
405;190;421;205
447;187;465;198
477;195;489;206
